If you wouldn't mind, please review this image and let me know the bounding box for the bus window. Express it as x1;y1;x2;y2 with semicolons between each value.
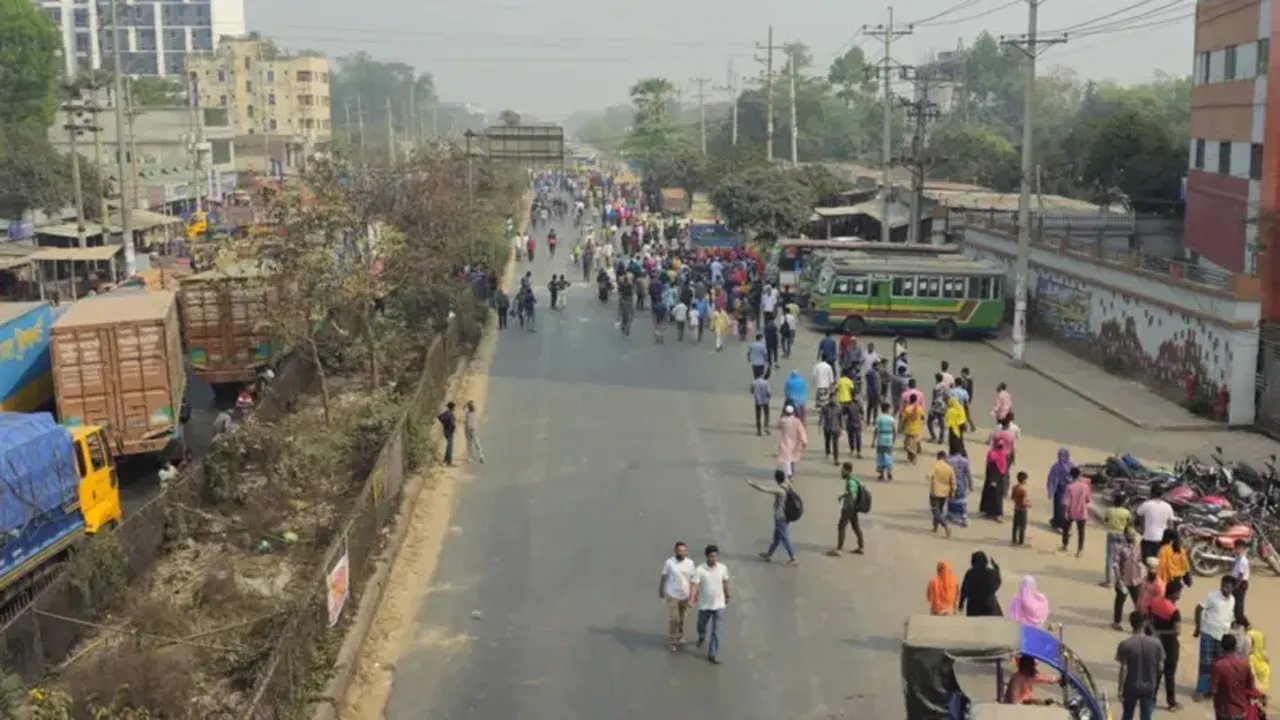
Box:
942;278;965;299
892;276;915;297
849;277;869;296
917;277;941;298
968;277;983;299
833;278;852;294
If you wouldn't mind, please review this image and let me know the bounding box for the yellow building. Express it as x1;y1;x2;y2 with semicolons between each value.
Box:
187;33;331;175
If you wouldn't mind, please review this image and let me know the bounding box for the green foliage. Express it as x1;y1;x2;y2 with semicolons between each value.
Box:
0;0;60;128
0;122;101;220
330;52;435;154
711;165;813;239
126;77;183;107
498;109;521;127
927;121;1020;192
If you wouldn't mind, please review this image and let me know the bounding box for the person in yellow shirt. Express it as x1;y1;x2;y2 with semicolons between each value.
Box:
1154;529;1190;586
834;371;856;407
711;308;731;352
899;399;925;464
927;451;955;538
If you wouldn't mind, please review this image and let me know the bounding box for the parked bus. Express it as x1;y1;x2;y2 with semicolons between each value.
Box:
809;256;1005;340
765;239;961;303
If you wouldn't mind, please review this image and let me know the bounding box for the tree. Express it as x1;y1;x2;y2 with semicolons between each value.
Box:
330;53;436;152
711;165;813;239
0;122;103;220
630;77;676;124
1079;104;1185;213
827;45;877;104
498;109;521;126
127;77;184;107
926;121;1020;191
0;0;60;128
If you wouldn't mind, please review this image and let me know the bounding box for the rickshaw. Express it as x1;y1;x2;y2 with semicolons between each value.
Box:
969;703;1072;720
901;616;1110;720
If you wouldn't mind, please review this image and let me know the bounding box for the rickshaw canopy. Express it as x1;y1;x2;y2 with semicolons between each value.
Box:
970;703;1073;720
903;615;1062;661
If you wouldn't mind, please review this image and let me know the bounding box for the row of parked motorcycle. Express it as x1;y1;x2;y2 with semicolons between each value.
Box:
1078;447;1280;578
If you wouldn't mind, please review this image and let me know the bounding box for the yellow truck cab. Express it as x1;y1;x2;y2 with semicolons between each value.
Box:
67;425;122;533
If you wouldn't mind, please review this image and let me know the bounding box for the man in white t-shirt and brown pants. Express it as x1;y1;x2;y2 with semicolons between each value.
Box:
659;541;696;651
1135;484;1176;561
690;544;731;664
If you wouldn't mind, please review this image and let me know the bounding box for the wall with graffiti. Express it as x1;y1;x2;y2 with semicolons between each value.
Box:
963;229;1260;425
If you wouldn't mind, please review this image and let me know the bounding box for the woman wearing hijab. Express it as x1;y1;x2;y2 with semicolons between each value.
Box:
979;439;1010;521
1007;575;1050;628
944;396;967;456
776;404;808;480
1247;628;1270;699
926;561;959;615
959;551;1003;617
1046;448;1073;531
784;370;809;425
1156;528;1192;587
946;449;972;527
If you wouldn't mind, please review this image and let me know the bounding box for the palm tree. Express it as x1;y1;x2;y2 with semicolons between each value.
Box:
629;77;675;124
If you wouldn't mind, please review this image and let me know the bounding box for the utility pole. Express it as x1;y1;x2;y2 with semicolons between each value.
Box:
408;80;417;147
789;51;799;167
755;26;785;162
689;76;710;154
62;101;98;247
896;68;941;245
385;96;396;165
356;94;366;163
714;62;739;147
464;129;477;260
344;100;353;157
1002;0;1066;363
108;0;135;276
125;79;140;211
89;100;109;234
864;8;912;242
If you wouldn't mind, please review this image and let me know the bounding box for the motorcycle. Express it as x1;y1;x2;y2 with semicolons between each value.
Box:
1185;519;1280;576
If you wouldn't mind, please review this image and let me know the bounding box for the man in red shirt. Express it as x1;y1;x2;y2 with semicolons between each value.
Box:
1209;633;1256;720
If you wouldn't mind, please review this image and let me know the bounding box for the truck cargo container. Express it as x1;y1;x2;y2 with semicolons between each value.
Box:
0;302;66;413
179;261;279;386
0;412;121;600
51;290;187;457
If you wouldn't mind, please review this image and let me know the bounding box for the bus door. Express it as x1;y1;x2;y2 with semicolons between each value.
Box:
868;274;892;319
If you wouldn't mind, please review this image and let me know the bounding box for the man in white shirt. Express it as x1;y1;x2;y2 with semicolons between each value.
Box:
672;300;689;342
1193;575;1238;699
761;283;779;323
690;544;730;664
1135;485;1176;560
812;358;835;407
659;541;697;651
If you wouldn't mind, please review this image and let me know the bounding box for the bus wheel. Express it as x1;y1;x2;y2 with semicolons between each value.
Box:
934;319;958;341
842;316;865;334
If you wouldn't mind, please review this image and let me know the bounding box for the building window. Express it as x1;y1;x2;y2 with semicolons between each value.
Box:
219;95;227;106
137;28;156;51
299;94;313;106
1219;141;1232;174
269;118;278;131
297;70;313;82
75;32;91;53
210;139;232;164
46;8;61;24
217;69;227;82
1199;51;1211;83
1261;38;1271;75
1252;143;1264;180
73;8;89;27
247;105;254;118
244;57;251;70
1195;139;1206;169
266;70;275;82
1225;45;1238;80
246;80;253;93
268;93;276;105
192;28;212;51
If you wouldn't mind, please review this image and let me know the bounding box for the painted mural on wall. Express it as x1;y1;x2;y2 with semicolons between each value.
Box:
965;246;1231;402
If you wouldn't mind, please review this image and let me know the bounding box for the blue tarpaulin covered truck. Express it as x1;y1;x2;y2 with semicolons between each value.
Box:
0;412;122;600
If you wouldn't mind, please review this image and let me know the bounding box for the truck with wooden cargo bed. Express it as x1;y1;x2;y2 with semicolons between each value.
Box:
178;260;281;387
0;412;121;604
50;290;189;458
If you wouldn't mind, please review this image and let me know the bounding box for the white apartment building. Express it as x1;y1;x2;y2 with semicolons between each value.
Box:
35;0;246;76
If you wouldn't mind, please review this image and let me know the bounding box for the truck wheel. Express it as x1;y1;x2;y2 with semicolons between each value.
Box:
842;316;866;335
934;319;958;341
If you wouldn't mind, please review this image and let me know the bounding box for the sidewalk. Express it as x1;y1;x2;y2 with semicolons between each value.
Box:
984;338;1221;432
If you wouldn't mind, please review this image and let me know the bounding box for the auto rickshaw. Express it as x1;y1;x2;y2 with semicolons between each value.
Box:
900;615;1110;720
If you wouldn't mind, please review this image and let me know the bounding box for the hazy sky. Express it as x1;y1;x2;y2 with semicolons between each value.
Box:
246;0;1193;119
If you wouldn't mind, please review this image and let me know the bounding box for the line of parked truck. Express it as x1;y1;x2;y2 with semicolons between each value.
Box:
0;261;280;609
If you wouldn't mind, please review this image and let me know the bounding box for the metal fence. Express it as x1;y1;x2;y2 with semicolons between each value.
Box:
0;351;317;681
237;310;484;720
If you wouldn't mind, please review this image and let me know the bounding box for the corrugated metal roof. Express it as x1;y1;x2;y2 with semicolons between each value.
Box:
30;246;121;262
54;290;175;328
827;255;1003;275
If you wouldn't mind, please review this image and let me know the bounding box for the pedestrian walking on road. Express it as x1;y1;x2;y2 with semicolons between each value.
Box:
1047;448;1073;531
711;307;730;351
689;544;730;664
763;319;779;367
748;470;799;566
672;299;688;341
958;367;977;431
927;373;947;442
959;551;1002;617
747;333;767;379
659;541;696;652
1060;468;1092;557
1155;529;1192;587
1008;576;1050;629
464;400;485;464
1116;610;1164;720
1010;471;1030;545
899;396;924;464
496;291;509;330
1207;632;1254;720
828;462;866;556
1112;528;1144;630
1102;494;1133;586
751;375;772;436
1136;487;1176;561
979;439;1009;521
992;381;1013;425
927;451;954;538
947;449;972;527
926;560;959;615
874;403;896;481
1193;575;1238;699
819;395;843;465
438;401;458;466
1149;579;1186;711
944;397;967;456
776;405;807;479
1229;539;1251;629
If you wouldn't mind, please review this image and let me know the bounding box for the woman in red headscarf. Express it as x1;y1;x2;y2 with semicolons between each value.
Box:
979;439;1010;521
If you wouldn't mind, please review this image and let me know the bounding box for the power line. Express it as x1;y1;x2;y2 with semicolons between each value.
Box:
1043;0;1181;33
268;23;760;48
906;0;984;26
1068;9;1192;37
913;0;1022;26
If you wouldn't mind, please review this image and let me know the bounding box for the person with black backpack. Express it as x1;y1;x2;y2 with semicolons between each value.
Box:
828;462;868;556
747;469;801;566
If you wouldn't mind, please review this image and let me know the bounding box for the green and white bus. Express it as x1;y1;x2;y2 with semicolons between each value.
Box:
809;256;1006;340
765;239;961;305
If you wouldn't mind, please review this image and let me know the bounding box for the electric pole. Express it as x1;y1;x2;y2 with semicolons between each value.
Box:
714;62;739;147
356;94;366;163
386;96;396;165
463;129;477;261
344;100;353;157
108;0;135;276
1002;0;1066;363
789;51;799;167
62;100;98;248
689;76;711;154
755;26;785;162
895;68;942;245
864;8;912;242
408;80;417;147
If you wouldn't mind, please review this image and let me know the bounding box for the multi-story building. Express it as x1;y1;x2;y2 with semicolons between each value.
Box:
1183;0;1270;277
36;0;246;76
186;34;332;175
